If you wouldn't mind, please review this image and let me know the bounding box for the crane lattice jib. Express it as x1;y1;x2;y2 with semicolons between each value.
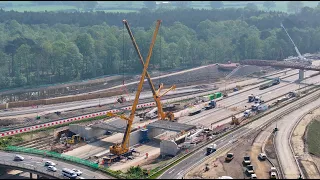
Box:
123;19;175;120
121;20;162;152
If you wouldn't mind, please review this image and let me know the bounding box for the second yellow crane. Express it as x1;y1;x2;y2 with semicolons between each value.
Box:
106;20;162;156
122;19;177;121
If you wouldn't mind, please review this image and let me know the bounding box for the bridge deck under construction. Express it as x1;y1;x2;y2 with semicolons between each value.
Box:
147;120;196;132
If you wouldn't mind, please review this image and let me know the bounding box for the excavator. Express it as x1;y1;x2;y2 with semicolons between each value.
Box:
106;20;162;157
230;115;240;125
122;19;177;121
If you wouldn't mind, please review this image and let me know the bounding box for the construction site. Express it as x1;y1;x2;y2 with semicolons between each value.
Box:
3;18;320;180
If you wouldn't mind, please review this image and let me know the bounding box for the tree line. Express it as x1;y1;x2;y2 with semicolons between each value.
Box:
0;7;320;89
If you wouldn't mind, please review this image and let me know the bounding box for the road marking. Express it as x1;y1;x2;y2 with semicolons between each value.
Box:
177;170;184;175
168;169;175;174
24;163;34;167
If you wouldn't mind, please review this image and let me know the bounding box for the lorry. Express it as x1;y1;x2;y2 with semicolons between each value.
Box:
251;103;268;112
259;77;280;90
248;94;255;102
206;143;217;155
145;107;158;119
243;109;252;118
204;100;216;110
188;106;202;116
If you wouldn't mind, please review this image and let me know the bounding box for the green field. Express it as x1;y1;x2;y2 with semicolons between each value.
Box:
307;120;320;156
0;1;318;13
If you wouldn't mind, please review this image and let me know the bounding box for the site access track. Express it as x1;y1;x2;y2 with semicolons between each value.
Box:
159;85;320;179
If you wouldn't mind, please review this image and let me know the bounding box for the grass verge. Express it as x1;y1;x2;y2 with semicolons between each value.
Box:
307;119;320;156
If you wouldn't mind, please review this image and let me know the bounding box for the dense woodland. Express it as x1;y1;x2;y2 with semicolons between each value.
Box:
0;6;320;89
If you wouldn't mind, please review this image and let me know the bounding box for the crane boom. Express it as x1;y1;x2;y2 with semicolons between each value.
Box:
280;23;304;60
108;20;162;155
122;19;176;120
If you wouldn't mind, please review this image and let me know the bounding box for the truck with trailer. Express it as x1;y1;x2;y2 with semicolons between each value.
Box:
259;77;280;90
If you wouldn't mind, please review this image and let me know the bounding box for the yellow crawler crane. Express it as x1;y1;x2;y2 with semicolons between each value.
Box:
106;20;161;156
122;19;176;121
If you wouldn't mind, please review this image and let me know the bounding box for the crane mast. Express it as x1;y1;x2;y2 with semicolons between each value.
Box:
280;23;304;60
108;20;162;155
122;19;176;121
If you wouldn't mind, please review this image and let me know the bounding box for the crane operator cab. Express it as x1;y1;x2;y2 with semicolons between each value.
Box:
117;96;127;104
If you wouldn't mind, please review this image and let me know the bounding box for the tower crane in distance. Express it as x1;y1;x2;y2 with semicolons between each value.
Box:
122;19;177;121
106;20;162;156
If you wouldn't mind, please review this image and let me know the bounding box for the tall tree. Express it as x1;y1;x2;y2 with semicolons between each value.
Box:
245;3;258;11
210;1;224;9
174;1;190;8
263;1;276;11
143;1;157;9
287;1;304;14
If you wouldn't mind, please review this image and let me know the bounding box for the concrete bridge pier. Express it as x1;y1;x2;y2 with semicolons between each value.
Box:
299;69;304;81
30;172;32;179
37;174;40;179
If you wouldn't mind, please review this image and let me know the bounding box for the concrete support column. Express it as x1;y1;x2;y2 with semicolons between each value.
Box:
37;174;40;179
299;69;304;81
30;173;33;179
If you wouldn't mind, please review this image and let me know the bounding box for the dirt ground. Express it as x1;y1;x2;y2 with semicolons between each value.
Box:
185;131;271;179
292;108;320;179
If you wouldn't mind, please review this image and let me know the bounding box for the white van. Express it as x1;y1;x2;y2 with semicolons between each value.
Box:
62;168;77;179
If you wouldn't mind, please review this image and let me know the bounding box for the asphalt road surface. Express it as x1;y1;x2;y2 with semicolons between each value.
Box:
275;97;320;179
0;151;112;179
159;85;320;179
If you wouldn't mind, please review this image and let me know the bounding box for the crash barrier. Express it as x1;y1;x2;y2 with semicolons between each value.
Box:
4;146;99;169
0;101;157;137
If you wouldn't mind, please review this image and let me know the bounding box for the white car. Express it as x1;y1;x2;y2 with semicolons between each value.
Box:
258;153;267;160
13;155;24;161
251;174;257;179
45;161;56;166
47;166;57;172
72;169;82;176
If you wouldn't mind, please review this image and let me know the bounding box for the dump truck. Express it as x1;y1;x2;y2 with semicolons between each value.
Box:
259;77;280;90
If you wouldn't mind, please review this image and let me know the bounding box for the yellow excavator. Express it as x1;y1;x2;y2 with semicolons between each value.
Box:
122;19;177;121
230;115;240;125
106;20;162;156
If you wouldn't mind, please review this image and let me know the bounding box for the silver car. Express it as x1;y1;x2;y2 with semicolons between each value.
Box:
72;169;82;176
47;166;57;172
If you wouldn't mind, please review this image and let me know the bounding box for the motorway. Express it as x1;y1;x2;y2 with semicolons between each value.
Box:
159;78;320;179
274;97;320;179
178;69;320;128
0;151;112;179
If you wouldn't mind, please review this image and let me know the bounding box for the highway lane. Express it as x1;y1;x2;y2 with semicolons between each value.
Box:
178;70;320;127
0;88;202;117
0;151;112;179
159;87;320;179
0;68;294;118
275;97;320;179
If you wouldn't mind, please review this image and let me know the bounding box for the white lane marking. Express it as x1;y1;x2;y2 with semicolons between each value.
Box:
24;163;34;167
177;170;184;175
168;169;175;174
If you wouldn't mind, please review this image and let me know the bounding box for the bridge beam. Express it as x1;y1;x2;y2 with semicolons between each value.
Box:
299;69;304;81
